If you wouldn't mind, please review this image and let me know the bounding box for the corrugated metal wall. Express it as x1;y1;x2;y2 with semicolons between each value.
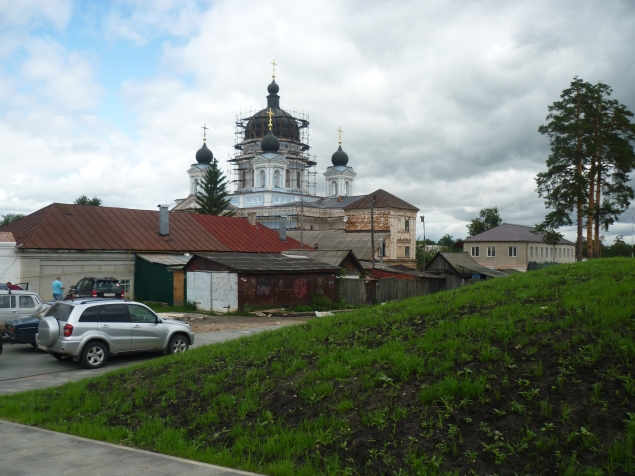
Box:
134;257;175;306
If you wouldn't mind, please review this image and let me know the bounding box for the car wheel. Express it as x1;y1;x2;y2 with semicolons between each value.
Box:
80;342;109;369
51;352;65;360
168;334;189;354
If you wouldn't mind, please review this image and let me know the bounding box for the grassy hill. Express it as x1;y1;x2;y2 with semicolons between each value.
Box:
1;259;635;475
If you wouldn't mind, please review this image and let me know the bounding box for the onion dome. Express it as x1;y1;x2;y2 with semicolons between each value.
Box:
261;129;280;153
267;79;279;95
243;79;301;142
195;142;213;164
331;145;349;166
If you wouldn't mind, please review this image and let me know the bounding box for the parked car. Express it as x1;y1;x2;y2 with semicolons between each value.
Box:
75;277;124;299
0;290;44;326
3;302;54;345
37;299;194;368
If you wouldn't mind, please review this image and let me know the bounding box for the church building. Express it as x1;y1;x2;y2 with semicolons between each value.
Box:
173;66;419;268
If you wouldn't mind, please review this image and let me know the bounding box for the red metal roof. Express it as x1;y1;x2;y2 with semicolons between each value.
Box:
193;214;305;252
0;203;304;253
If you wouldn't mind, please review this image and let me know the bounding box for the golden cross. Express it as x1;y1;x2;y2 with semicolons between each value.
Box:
271;59;277;79
267;108;274;130
201;123;208;141
337;126;343;145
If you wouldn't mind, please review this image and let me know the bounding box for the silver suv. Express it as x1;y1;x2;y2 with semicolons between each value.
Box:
37;299;194;369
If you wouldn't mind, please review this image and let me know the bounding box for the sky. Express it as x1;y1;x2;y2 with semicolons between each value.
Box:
1;0;635;244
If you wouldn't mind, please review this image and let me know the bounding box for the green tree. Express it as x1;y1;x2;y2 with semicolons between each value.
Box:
466;207;502;237
195;158;235;216
536;78;635;261
75;195;102;206
437;234;455;248
0;213;25;227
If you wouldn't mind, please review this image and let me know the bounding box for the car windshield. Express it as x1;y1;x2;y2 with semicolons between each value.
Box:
44;302;73;322
34;303;52;319
97;281;119;292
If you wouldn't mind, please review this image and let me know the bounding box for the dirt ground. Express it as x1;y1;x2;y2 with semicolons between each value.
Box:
157;312;314;333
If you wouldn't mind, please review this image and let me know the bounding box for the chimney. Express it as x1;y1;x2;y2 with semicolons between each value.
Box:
247;212;257;226
158;205;169;236
279;216;287;241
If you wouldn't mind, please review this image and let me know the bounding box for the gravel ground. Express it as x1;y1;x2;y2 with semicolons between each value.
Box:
157;312;314;333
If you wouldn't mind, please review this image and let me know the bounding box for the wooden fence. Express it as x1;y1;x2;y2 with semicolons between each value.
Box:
340;276;464;305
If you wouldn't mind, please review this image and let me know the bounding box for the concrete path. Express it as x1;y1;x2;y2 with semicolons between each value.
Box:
0;420;261;476
0;325;285;395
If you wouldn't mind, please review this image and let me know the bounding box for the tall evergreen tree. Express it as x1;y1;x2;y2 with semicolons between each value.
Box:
195;158;235;216
536;78;635;260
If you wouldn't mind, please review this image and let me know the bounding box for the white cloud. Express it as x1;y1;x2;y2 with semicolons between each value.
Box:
1;0;635;246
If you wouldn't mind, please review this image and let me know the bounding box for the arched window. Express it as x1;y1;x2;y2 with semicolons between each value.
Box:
297;171;302;189
330;181;338;196
240;170;246;189
345;181;351;196
285;169;290;187
273;170;280;187
259;170;266;187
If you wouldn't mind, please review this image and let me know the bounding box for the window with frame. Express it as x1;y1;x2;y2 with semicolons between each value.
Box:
405;246;410;257
508;246;517;257
119;279;131;296
487;246;496;257
471;246;480;257
405;219;410;232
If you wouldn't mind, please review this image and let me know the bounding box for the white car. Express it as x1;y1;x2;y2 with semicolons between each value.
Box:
0;290;44;326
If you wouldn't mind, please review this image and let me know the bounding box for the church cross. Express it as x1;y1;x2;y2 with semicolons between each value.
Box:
267;108;274;130
337;126;343;145
201;123;208;141
271;59;277;79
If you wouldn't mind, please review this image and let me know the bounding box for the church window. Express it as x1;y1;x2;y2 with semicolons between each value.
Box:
240;171;246;189
259;170;266;187
285;169;290;187
330;181;338;196
273;170;280;187
405;219;410;232
345;181;351;196
405;246;410;257
297;171;302;189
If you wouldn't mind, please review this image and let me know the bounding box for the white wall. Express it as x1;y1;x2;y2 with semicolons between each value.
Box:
187;271;238;312
0;242;20;284
18;250;135;301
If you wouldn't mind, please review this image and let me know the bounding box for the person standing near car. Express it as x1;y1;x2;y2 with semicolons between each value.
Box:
52;277;65;301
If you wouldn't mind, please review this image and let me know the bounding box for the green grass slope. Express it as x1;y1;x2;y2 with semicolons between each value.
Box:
1;259;635;475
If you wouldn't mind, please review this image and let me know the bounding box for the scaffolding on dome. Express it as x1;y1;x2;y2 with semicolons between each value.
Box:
229;107;318;196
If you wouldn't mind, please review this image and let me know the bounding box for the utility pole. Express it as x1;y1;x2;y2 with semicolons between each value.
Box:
420;215;426;271
370;194;376;269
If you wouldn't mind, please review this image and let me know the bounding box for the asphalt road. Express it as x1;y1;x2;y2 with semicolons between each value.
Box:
0;325;285;395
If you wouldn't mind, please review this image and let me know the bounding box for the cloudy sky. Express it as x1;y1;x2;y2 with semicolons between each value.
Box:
1;0;635;243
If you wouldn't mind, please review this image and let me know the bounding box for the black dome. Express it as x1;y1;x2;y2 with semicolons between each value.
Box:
261;129;280;153
244;79;300;142
331;145;349;166
196;142;213;164
267;79;279;94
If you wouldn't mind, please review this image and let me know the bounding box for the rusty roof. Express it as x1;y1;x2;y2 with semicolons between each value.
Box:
343;189;419;211
0;203;304;253
0;232;16;243
193;214;305;252
188;253;341;273
464;223;574;244
282;249;363;269
287;230;389;260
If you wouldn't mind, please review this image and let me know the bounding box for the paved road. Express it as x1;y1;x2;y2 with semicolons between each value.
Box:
0;325;285;395
0;420;261;476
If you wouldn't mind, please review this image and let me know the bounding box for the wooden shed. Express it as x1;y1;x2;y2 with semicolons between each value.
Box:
184;253;341;311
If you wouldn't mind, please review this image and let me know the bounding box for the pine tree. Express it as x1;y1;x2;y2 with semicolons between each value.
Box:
536;78;635;260
195;158;235;216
